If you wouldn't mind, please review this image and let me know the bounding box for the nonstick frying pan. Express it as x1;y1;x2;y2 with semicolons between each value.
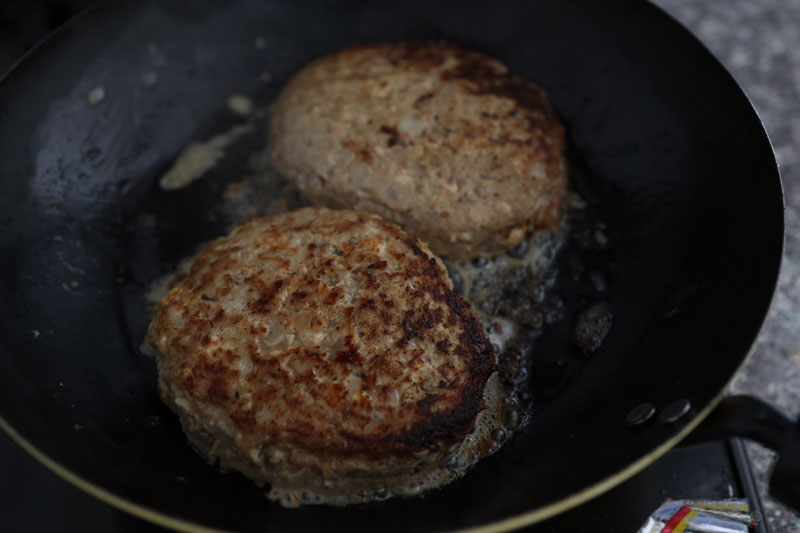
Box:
0;0;789;531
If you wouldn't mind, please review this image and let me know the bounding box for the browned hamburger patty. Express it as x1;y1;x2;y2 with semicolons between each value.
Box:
146;207;495;504
269;42;567;261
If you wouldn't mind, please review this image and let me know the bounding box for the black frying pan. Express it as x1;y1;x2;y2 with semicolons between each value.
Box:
0;0;786;531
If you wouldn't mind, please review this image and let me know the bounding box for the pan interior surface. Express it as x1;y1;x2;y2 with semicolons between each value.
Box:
0;0;782;531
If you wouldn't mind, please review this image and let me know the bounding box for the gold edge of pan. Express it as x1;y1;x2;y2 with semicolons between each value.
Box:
461;388;727;532
463;333;762;533
0;416;229;533
0;340;758;533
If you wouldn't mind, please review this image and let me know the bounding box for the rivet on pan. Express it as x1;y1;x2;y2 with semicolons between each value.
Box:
659;399;691;424
626;402;656;427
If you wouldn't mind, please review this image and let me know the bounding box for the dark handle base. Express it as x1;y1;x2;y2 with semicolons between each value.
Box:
686;395;799;511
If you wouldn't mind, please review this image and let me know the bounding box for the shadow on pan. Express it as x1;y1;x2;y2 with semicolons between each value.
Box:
0;0;783;531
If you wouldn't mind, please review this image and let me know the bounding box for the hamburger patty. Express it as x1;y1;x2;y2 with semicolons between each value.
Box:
146;207;495;504
269;42;567;261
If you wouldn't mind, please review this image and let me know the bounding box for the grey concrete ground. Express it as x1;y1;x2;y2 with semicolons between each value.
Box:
652;1;800;531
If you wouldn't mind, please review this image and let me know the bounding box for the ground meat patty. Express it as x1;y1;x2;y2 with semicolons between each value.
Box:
269;42;567;261
146;207;494;505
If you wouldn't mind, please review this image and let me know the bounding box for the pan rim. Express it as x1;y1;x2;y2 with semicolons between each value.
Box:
0;367;741;533
0;0;786;530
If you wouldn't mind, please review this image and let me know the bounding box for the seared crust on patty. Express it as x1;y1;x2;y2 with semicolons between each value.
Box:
147;207;494;500
269;42;567;261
